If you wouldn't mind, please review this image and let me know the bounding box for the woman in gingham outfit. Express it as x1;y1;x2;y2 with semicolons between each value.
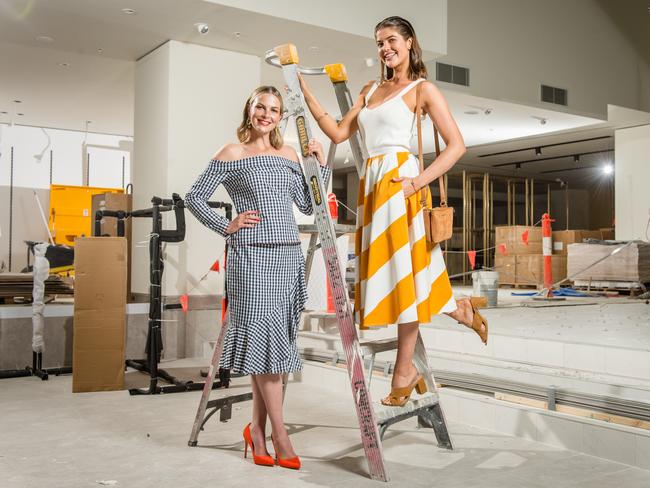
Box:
185;86;330;469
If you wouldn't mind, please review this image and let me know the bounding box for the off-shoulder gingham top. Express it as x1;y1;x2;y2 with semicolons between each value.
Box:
185;155;331;246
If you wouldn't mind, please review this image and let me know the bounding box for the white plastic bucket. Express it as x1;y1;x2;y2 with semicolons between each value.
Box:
472;271;499;307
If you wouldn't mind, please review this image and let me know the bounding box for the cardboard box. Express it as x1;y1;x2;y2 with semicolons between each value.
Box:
91;193;132;300
494;254;517;284
515;255;567;285
495;226;542;254
494;253;567;285
72;237;127;393
552;230;602;255
600;228;615;240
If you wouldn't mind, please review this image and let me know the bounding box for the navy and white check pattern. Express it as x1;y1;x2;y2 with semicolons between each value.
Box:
219;244;307;374
185;155;331;244
185;155;330;375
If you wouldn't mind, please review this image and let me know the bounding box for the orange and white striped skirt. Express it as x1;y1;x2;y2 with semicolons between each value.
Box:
354;152;457;329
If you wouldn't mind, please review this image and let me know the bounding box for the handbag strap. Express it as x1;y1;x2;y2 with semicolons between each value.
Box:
415;82;448;207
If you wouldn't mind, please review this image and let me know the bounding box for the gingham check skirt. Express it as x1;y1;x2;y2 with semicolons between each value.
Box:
219;243;306;375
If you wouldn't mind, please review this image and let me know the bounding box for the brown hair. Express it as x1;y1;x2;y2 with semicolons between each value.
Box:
236;85;284;149
374;16;428;82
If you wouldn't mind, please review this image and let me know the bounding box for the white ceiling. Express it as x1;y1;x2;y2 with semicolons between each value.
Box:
0;0;644;185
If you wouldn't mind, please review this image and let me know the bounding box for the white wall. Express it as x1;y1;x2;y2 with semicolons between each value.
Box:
615;124;650;241
443;0;644;118
133;41;260;296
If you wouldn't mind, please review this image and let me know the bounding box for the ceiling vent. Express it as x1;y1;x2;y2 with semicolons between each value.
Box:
541;84;567;106
436;62;469;86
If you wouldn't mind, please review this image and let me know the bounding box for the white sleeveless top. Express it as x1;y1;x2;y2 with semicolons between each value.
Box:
357;78;425;158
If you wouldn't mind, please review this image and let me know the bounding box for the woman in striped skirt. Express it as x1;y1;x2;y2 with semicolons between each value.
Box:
299;16;488;407
185;86;330;468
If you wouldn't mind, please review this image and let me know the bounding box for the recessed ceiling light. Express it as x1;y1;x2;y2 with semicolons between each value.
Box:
16;113;24;116
57;62;70;67
233;31;241;38
121;8;137;15
0;111;7;114
464;110;479;115
602;164;613;175
36;35;54;43
97;48;104;54
13;100;22;103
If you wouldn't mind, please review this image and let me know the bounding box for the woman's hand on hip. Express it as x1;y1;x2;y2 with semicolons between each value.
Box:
307;139;327;166
392;176;419;198
225;210;261;234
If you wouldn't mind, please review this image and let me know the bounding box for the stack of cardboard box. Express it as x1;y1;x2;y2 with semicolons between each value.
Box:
494;225;567;286
495;227;614;286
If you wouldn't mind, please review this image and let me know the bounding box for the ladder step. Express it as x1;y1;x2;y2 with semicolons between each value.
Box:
360;337;399;356
373;393;440;424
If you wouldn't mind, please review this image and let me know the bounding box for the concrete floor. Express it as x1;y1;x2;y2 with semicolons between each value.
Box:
2;367;650;488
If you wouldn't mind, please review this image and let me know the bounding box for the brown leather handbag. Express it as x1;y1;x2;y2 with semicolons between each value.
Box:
415;82;454;244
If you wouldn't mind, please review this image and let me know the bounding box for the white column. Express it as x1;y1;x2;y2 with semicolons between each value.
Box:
132;40;260;295
615;124;650;241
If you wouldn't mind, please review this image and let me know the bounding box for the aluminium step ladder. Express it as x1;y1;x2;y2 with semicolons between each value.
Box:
265;44;453;481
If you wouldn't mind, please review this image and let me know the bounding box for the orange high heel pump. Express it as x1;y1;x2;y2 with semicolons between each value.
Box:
243;423;274;467
271;434;301;470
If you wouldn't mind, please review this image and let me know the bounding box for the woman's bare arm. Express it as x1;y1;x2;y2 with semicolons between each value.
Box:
300;75;374;144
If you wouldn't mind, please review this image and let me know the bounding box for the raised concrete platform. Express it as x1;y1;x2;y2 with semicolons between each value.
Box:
302;286;650;402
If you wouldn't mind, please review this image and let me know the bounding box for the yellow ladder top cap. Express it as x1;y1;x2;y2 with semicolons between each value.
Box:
324;63;348;82
274;43;299;65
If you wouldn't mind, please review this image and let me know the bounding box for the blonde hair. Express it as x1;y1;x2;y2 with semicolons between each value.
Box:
236;86;284;149
375;16;428;82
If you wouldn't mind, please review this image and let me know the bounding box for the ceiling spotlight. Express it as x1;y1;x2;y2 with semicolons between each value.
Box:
0;111;7;114
515;163;521;169
121;8;137;14
464;110;479;115
602;164;613;175
57;62;70;67
540;118;547;125
16;113;24;116
233;31;241;38
13;100;22;104
194;23;210;35
484;108;492;115
573;155;580;162
97;48;104;55
535;147;542;156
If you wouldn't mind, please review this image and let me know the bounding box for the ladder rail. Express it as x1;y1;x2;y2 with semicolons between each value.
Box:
268;46;388;482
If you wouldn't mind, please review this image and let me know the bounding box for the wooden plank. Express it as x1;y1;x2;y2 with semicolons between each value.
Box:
495;392;650;430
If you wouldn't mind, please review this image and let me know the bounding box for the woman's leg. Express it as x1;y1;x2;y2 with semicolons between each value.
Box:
250;375;270;456
381;322;422;404
390;321;420;386
254;373;296;459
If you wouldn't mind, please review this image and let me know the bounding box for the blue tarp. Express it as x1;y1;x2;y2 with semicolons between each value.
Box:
511;287;589;297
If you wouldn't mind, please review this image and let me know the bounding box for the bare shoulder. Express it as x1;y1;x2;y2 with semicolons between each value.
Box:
212;143;245;161
279;144;300;163
420;80;445;101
